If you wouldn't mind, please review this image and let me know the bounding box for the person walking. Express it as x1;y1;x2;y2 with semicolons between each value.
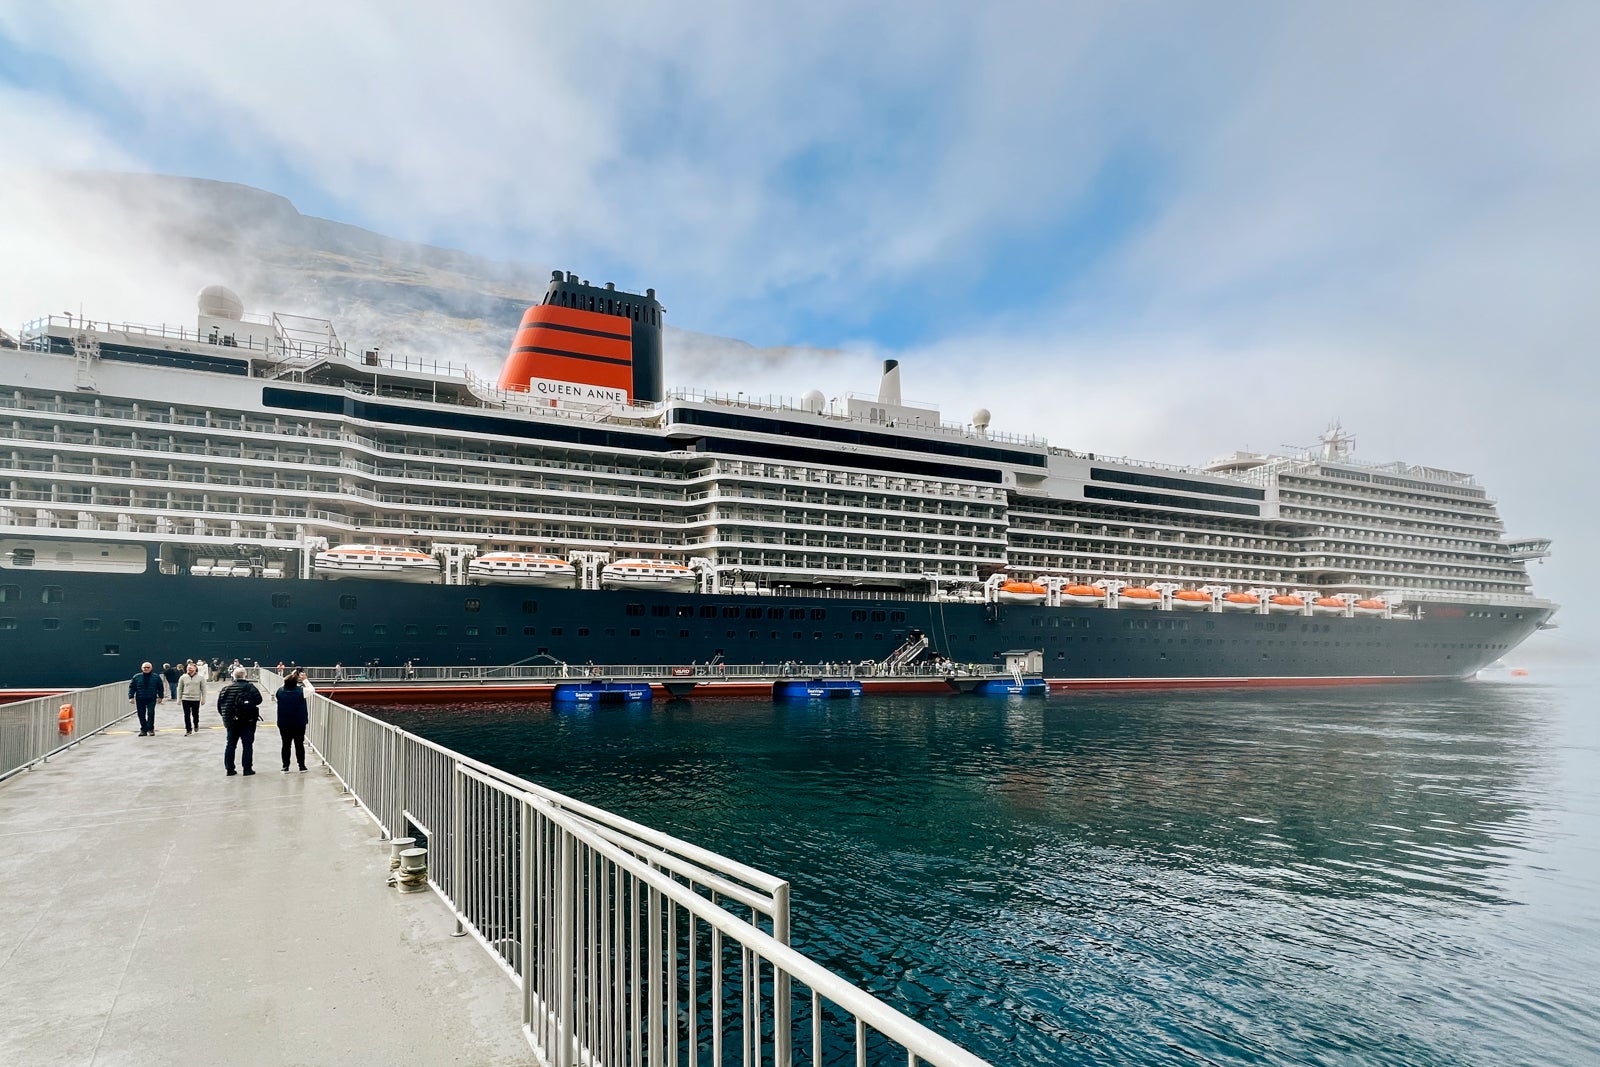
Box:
161;662;182;699
128;662;164;736
275;670;310;772
176;662;206;735
216;667;263;776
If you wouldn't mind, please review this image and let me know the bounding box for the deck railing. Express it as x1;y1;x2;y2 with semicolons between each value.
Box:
0;680;134;784
299;661;1003;686
301;679;988;1066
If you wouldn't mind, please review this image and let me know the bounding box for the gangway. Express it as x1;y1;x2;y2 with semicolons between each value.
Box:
880;628;930;671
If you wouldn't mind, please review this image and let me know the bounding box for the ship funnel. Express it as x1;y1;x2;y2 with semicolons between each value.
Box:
877;359;902;406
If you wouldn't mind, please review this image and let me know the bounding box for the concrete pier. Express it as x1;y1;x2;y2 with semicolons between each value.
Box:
0;699;530;1065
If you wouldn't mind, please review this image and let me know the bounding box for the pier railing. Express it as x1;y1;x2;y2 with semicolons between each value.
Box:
0;680;133;784
299;660;1003;686
300;677;988;1066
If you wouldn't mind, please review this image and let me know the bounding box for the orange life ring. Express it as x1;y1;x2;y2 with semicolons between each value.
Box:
58;703;74;735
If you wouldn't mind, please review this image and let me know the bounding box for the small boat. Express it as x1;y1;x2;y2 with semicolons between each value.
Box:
996;580;1047;605
314;544;440;583
1117;586;1162;609
1061;584;1104;605
600;559;698;593
1312;596;1347;616
1268;594;1305;615
972;677;1048;696
468;551;578;588
1170;590;1214;610
1220;592;1260;613
1352;598;1387;617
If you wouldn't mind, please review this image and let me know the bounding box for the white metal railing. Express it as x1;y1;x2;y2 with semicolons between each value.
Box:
0;679;135;783
301;661;1002;686
302;687;988;1066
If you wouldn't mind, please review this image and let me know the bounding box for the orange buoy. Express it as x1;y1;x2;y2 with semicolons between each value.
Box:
58;703;74;735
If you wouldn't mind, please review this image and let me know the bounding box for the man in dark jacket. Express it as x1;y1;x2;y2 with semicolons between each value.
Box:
161;662;182;699
216;668;264;776
128;662;164;736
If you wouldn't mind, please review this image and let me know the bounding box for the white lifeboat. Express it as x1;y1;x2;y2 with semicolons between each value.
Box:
1117;586;1162;609
1268;594;1305;615
1170;590;1214;611
314;544;440;583
600;559;698;593
468;551;577;588
1061;584;1104;606
1312;596;1348;616
1220;592;1260;613
1353;598;1387;617
996;580;1047;605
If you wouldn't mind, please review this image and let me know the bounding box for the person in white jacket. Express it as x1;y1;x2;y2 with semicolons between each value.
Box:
176;663;207;735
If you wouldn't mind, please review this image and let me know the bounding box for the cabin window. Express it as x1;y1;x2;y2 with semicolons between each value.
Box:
238;622;253;632
813;631;823;640
811;609;826;621
306;623;322;633
339;595;357;610
200;621;216;633
404;625;420;636
463;599;482;613
123;619;141;631
550;627;563;636
767;608;784;620
678;629;690;638
626;604;646;617
870;611;887;623
652;605;670;617
577;628;590;637
42;586;64;604
272;594;291;608
522;600;538;614
103;644;119;655
890;611;906;622
495;626;507;636
465;627;479;637
434;625;448;636
788;609;805;620
745;607;762;620
676;605;693;617
162;620;179;632
0;618;15;630
722;607;740;619
0;585;17;602
272;623;288;634
851;610;867;622
339;624;355;635
700;606;718;619
523;626;537;636
42;618;60;630
630;629;642;638
373;625;388;636
82;618;102;631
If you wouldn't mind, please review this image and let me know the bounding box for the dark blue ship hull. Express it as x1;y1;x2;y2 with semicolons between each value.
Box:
0;559;1550;692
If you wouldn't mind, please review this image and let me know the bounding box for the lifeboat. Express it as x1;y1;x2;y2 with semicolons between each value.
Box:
1220;592;1260;613
1353;598;1387;617
996;580;1047;605
468;551;578;588
1268;594;1305;615
1170;590;1214;611
314;544;440;583
600;559;698;593
1312;596;1347;616
1061;584;1104;605
1117;586;1162;609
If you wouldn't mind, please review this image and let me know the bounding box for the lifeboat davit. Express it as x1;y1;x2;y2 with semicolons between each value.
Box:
1312;596;1348;616
1353;598;1387;617
996;580;1047;605
1268;594;1305;615
1117;586;1162;609
600;559;698;593
1061;584;1104;605
314;544;440;583
468;551;578;588
1220;592;1260;613
1171;590;1214;610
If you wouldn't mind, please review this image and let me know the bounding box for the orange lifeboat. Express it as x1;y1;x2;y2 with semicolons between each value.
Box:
1061;584;1104;606
1312;596;1347;616
1268;594;1305;615
1117;586;1162;609
1220;592;1260;613
1353;598;1386;616
1171;590;1213;610
996;580;1048;605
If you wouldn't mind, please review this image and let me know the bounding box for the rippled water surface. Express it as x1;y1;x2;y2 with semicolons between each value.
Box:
368;673;1600;1066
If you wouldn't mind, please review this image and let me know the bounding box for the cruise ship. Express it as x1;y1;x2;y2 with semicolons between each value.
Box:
0;272;1556;691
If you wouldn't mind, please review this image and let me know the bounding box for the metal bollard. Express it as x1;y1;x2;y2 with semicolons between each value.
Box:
396;847;428;893
388;837;417;872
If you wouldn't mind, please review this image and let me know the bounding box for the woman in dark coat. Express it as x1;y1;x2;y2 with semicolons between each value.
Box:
275;670;310;772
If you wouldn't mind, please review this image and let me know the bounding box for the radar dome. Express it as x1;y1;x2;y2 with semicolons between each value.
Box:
972;408;991;429
197;285;244;320
803;389;826;413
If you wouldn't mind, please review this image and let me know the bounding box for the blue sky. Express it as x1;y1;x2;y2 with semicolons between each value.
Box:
0;1;1596;651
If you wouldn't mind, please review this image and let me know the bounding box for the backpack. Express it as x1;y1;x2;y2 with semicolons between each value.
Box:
225;683;260;727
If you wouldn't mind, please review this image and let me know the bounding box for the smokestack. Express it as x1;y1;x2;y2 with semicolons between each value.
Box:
877;359;901;406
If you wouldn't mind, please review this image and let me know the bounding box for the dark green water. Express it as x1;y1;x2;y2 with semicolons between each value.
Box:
368;673;1600;1066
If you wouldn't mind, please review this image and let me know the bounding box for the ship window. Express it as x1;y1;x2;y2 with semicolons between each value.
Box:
42;586;65;604
272;623;288;634
10;549;33;567
122;619;140;631
788;609;805;620
630;629;642;638
238;622;253;632
103;644;119;655
767;608;784;620
373;624;388;636
0;618;14;630
39;616;60;630
577;627;590;637
727;630;736;638
874;633;883;641
851;610;867;622
523;626;537;636
495;626;508;636
890;611;906;622
162;620;179;632
522;600;539;614
306;623;322;633
701;607;718;619
466;626;479;637
749;630;760;639
604;628;616;637
434;625;449;636
679;629;690;638
870;611;887;622
677;606;694;617
652;605;671;617
200;621;216;633
271;594;291;609
792;630;803;640
854;632;864;640
339;595;357;610
551;627;564;636
626;604;645;617
723;607;740;619
834;632;844;639
338;624;355;635
811;609;826;620
813;631;823;639
464;599;481;613
404;625;420;636
745;608;763;620
0;585;16;602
